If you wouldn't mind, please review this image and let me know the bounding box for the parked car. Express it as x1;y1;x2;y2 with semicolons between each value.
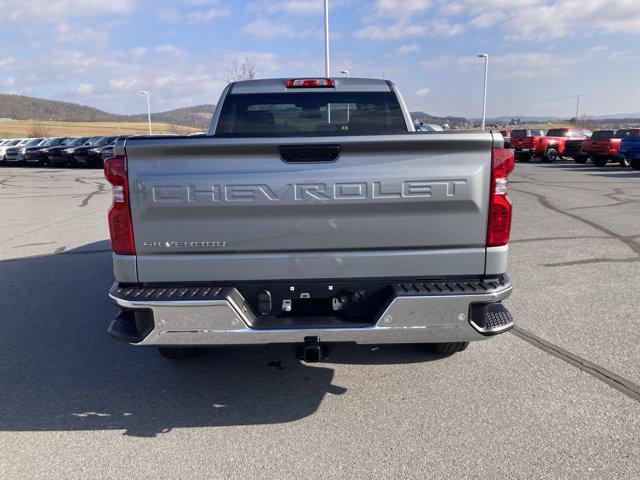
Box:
0;139;25;163
510;129;546;162
88;136;127;165
65;136;100;167
415;123;436;133
533;128;588;162
5;138;44;165
105;76;515;361
500;130;511;148
563;129;592;163
46;137;89;167
580;129;638;167
620;131;640;170
23;137;68;166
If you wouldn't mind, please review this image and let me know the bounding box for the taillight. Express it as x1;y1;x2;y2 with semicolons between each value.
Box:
532;137;539;147
487;148;514;247
104;155;135;255
286;78;335;88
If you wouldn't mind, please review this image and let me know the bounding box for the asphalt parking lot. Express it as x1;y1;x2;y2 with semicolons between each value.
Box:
1;162;639;479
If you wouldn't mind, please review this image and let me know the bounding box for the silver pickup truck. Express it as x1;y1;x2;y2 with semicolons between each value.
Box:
106;77;514;361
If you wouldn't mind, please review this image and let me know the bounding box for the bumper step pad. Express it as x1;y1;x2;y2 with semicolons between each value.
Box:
394;276;509;296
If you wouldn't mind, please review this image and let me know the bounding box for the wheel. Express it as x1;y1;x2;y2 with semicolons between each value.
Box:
518;153;530;162
542;148;558;163
574;155;588;164
428;342;470;354
158;347;203;359
593;156;608;167
631;159;640;171
619;157;630;167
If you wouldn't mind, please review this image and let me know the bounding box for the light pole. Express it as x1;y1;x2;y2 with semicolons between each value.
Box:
140;91;152;134
324;0;330;77
340;69;350;77
478;53;489;130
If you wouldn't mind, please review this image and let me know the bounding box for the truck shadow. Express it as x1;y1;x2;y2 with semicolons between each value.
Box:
0;241;439;437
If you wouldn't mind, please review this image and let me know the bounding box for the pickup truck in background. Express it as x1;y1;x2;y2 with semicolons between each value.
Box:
533;128;588;163
105;77;515;362
510;129;545;162
563;129;592;164
581;129;638;167
620;131;640;170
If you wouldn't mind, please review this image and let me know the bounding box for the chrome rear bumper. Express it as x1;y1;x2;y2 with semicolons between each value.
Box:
109;278;513;346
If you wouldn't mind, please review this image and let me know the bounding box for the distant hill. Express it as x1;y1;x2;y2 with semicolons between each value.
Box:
0;94;215;129
410;111;467;127
128;104;215;129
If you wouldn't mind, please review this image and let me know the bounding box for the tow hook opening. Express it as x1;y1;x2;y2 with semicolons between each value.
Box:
296;336;329;363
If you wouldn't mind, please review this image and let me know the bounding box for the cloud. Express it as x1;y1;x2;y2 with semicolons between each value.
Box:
503;0;640;40
436;0;640;41
2;0;134;23
414;88;430;96
420;47;607;78
1;77;17;88
54;23;110;46
241;18;322;39
469;11;507;28
70;83;94;95
0;57;17;72
369;0;433;18
183;6;230;24
354;19;464;40
156;0;231;25
396;44;419;55
247;0;327;15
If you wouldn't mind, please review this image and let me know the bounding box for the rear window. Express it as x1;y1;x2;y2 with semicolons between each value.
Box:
615;129;640;138
591;130;614;139
547;128;570;137
216;92;407;137
511;130;530;138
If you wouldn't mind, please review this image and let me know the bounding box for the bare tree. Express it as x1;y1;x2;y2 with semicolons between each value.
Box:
27;123;50;137
225;56;256;83
167;123;192;136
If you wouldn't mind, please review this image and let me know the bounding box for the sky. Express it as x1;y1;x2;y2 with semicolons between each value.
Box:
1;0;639;118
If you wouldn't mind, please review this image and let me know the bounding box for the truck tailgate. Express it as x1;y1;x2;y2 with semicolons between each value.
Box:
124;133;495;282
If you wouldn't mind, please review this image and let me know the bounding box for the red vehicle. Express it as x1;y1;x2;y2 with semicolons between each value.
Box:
533;128;588;163
581;129;640;167
500;130;511;148
510;129;545;162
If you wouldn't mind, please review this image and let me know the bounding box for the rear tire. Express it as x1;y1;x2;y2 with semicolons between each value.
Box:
573;155;588;164
428;342;470;354
517;153;531;162
631;159;640;171
593;156;608;167
542;148;558;163
158;347;203;359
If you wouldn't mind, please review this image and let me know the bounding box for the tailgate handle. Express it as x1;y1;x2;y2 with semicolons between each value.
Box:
280;145;341;163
